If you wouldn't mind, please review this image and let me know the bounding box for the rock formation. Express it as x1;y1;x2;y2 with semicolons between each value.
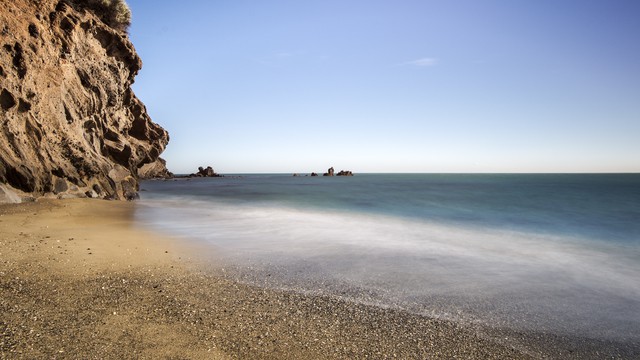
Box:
187;166;220;178
138;157;173;179
314;167;353;177
0;0;170;203
323;167;335;176
336;170;353;176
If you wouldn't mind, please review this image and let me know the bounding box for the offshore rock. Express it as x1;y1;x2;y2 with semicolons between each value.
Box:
0;0;169;203
336;170;354;176
187;166;220;178
323;167;335;177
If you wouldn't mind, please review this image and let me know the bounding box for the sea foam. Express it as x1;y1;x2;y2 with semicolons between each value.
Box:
136;194;640;342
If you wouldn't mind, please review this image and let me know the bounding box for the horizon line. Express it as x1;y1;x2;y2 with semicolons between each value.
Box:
166;171;640;175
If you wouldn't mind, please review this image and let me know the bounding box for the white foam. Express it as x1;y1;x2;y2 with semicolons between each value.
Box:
136;197;640;340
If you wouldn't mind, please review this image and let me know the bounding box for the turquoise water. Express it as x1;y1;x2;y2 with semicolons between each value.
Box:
137;174;640;345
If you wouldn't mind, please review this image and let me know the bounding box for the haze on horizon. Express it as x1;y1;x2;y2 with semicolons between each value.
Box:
128;0;640;174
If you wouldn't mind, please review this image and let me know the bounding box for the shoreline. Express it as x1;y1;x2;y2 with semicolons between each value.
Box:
0;199;634;358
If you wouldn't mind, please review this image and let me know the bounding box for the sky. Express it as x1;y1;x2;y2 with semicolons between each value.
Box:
126;0;640;174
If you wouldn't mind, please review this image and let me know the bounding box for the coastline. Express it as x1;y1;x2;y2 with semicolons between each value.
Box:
0;199;628;359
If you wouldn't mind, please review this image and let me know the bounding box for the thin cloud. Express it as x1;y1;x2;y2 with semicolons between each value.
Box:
402;57;438;67
256;51;295;66
274;52;294;59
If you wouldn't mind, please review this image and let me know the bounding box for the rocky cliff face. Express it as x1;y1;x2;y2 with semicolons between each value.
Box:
0;0;170;203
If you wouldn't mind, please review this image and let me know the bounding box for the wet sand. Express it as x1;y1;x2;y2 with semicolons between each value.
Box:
0;199;631;359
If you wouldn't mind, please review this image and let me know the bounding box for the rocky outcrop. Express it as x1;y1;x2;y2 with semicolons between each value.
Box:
296;168;352;177
336;170;353;176
321;167;353;176
138;157;173;179
0;0;169;202
187;166;220;178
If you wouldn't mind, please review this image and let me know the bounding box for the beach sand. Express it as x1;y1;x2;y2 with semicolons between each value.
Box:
0;198;615;359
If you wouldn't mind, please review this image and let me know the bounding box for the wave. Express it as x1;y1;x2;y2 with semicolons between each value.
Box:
135;195;640;342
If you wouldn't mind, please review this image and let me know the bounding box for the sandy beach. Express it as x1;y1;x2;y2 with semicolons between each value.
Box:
0;198;629;359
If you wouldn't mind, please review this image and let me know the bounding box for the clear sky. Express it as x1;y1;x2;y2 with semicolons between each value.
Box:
127;0;640;174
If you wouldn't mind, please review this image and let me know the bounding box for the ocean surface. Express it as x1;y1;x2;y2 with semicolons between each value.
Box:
136;174;640;346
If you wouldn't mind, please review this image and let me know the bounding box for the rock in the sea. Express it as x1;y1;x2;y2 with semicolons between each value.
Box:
0;0;169;203
336;170;354;176
323;167;335;176
188;166;220;178
201;166;216;177
310;172;318;177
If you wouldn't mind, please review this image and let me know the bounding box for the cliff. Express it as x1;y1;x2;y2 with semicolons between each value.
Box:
0;0;170;203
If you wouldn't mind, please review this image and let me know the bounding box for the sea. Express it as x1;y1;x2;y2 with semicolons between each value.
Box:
136;173;640;349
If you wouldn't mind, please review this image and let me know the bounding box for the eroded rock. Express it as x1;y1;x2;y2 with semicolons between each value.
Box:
0;0;169;202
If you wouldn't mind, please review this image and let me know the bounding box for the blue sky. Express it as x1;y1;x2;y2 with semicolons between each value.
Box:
127;0;640;174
